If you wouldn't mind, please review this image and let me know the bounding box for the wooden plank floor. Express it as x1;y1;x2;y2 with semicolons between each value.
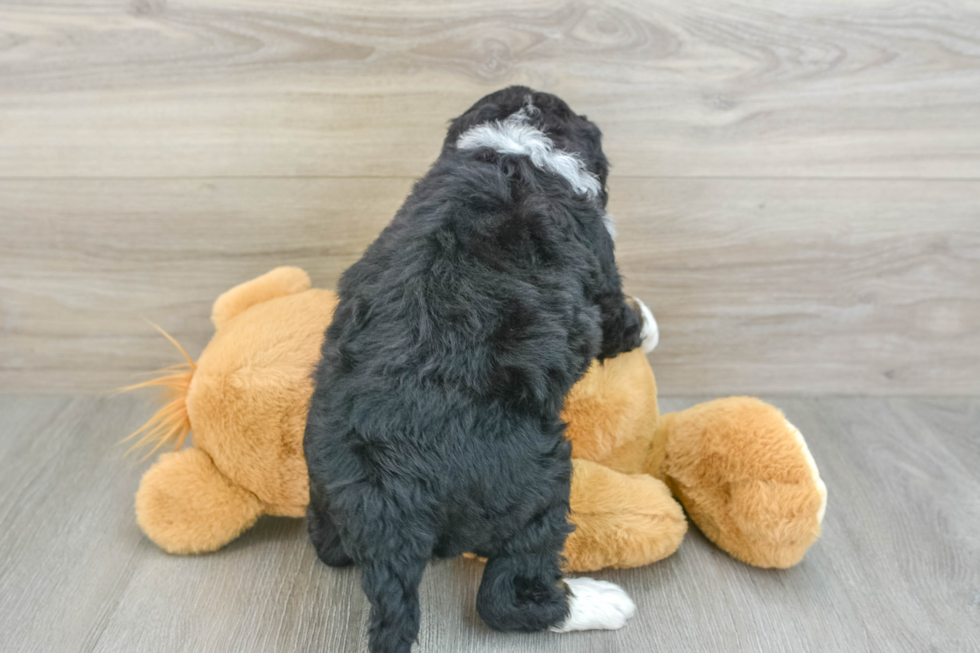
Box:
1;394;977;652
2;0;979;395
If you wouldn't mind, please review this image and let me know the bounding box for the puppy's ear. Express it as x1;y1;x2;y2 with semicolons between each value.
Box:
595;158;610;208
578;121;610;207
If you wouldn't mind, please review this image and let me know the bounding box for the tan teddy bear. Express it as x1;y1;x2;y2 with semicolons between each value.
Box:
129;267;825;571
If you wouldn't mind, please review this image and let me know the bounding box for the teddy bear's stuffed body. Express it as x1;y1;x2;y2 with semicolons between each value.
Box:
130;267;825;571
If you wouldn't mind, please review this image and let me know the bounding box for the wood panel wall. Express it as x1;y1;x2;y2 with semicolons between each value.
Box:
2;0;978;394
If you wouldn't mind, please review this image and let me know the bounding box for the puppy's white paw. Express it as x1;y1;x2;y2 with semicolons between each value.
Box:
551;577;636;633
634;297;659;353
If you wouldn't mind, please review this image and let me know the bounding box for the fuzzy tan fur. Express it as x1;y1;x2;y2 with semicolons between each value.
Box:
130;267;825;569
653;398;826;568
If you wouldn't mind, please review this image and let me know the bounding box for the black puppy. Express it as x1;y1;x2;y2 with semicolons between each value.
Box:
304;86;655;653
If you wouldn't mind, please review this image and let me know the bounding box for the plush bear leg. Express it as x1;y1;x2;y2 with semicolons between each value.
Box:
135;447;265;554
652;397;827;569
563;459;687;572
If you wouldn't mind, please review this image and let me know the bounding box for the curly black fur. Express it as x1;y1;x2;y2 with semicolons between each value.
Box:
304;86;644;653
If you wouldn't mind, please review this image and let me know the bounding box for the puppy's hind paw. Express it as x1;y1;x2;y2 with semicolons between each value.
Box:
551;577;636;633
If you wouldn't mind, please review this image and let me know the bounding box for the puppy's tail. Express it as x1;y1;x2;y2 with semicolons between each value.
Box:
118;322;196;460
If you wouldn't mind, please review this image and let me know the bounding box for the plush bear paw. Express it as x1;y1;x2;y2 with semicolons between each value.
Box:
551;577;636;632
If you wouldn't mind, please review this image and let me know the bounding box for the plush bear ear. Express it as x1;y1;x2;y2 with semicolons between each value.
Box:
211;267;311;330
135;448;264;554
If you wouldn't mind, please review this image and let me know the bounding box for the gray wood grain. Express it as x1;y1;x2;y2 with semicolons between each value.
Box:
1;1;979;178
1;395;977;652
2;178;977;395
3;0;980;394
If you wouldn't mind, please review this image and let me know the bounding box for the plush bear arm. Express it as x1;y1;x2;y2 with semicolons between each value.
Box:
211;267;311;330
562;348;659;473
655;397;827;568
563;459;687;572
135;447;265;554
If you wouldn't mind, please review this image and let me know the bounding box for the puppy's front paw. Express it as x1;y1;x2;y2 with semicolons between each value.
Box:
632;297;658;353
551;577;636;633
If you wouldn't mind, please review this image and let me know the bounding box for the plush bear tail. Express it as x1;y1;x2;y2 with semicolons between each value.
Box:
121;325;266;554
119;323;195;459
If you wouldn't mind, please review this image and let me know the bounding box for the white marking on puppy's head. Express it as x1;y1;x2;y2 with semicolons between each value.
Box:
456;104;601;199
